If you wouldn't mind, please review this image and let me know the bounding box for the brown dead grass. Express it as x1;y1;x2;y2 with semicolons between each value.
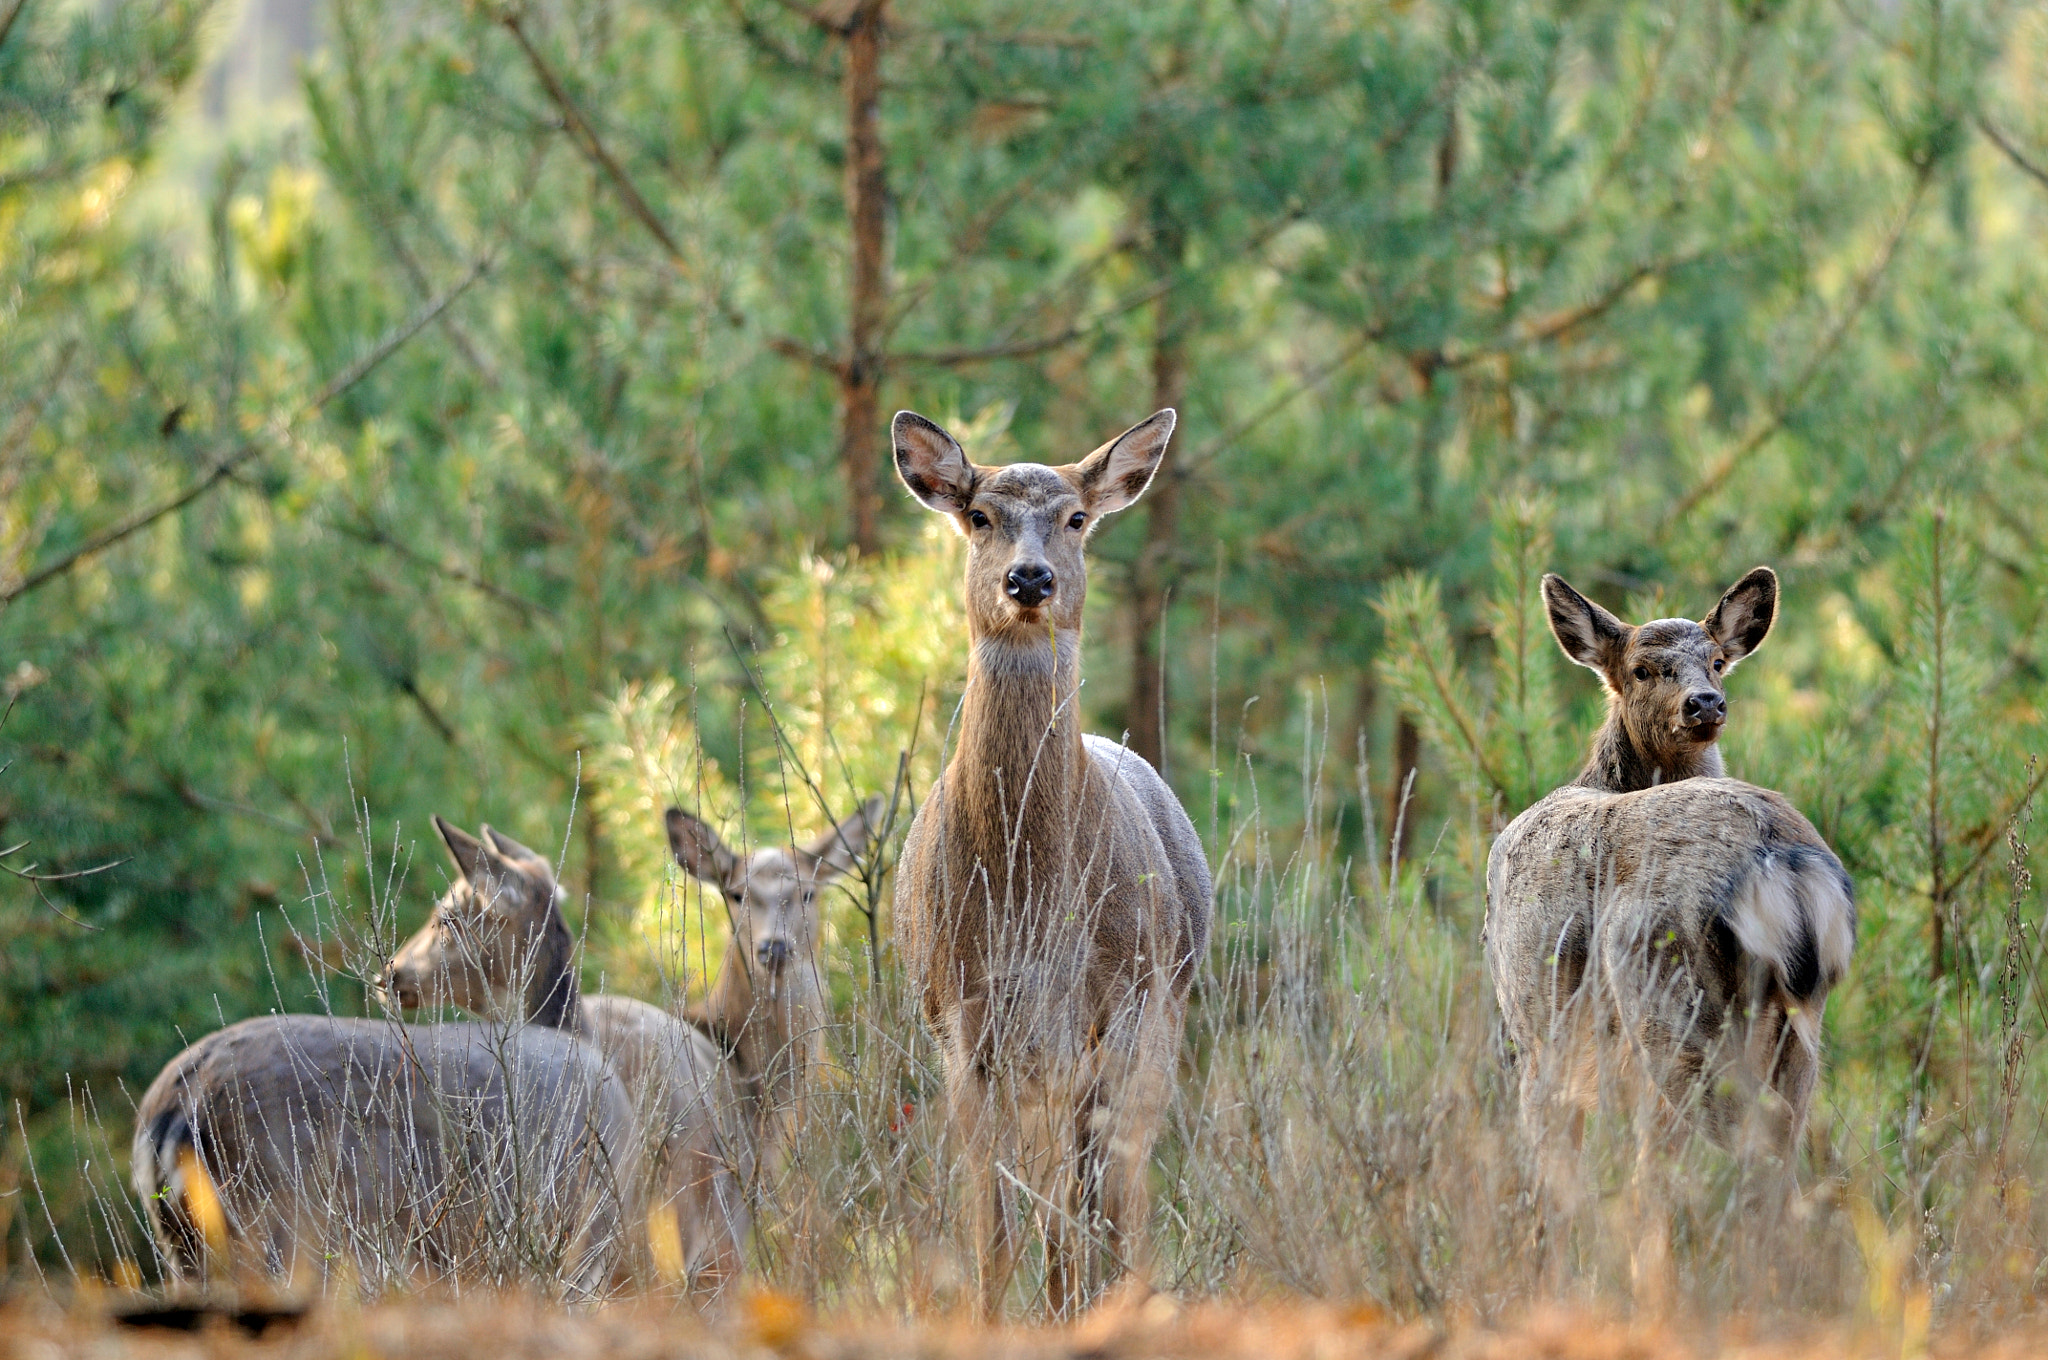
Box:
1;1289;2043;1360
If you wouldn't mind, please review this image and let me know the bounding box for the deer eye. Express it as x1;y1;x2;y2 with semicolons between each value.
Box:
1068;512;1086;530
1712;658;1724;673
1632;666;1651;682
967;509;991;530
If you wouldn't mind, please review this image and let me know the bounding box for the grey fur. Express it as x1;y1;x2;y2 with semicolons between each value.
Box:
130;1014;640;1296
1488;569;1853;1157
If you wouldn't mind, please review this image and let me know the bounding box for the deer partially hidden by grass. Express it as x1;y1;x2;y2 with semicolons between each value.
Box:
132;962;642;1296
660;796;885;1164
382;820;748;1297
891;409;1213;1316
382;802;881;1295
1486;567;1855;1162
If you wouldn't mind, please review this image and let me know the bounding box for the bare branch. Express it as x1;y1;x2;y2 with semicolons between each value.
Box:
499;8;724;305
0;0;28;54
329;517;556;619
892;278;1174;367
1;856;128;885
1179;326;1382;473
1448;250;1700;366
767;335;846;376
2;256;489;608
1658;165;1932;535
1978;113;2048;194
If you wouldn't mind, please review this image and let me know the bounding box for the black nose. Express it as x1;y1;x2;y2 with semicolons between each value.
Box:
1005;563;1056;607
757;938;792;971
1683;690;1726;724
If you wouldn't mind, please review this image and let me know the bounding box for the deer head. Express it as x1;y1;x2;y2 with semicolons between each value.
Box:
664;797;884;992
892;410;1176;643
1545;566;1777;781
382;818;572;1025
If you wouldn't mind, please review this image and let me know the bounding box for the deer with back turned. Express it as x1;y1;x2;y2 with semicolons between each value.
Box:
1485;567;1855;1159
891;408;1213;1316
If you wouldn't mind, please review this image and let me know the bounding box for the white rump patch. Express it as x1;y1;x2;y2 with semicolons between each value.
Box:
1725;851;1855;997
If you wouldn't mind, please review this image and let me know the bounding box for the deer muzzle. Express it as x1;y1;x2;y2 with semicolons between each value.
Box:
1682;689;1727;729
1004;562;1056;608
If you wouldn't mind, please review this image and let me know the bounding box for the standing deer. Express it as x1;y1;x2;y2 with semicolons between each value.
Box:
382;819;751;1296
659;797;884;1163
890;409;1213;1316
382;801;882;1292
131;991;640;1295
1485;567;1855;1160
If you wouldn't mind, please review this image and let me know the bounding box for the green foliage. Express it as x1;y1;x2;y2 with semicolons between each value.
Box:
578;527;963;998
3;0;2048;1303
1376;496;1574;819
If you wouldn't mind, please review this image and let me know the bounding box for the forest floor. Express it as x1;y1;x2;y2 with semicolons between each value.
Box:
0;1287;2041;1360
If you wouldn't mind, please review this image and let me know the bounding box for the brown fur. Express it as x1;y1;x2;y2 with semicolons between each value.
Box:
891;409;1213;1316
1486;569;1854;1159
383;819;753;1297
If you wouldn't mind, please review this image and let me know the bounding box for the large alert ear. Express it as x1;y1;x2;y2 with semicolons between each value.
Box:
665;807;743;892
435;816;492;882
1702;566;1778;669
1543;574;1632;676
796;795;885;883
482;825;548;868
1066;409;1175;516
892;412;980;515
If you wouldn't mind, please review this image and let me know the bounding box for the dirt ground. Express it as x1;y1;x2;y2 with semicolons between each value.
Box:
0;1288;2040;1360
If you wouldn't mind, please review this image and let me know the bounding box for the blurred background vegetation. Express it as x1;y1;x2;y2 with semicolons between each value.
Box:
4;0;2048;1303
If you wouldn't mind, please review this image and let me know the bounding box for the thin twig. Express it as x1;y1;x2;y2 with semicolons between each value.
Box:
1657;165;1932;534
499;8;728;315
1977;114;2048;194
2;256;489;608
0;0;28;54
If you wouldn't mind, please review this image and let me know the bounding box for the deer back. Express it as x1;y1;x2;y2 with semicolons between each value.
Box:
131;1014;641;1295
1486;778;1854;1073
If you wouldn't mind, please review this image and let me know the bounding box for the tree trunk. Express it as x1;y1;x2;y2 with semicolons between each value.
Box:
1128;285;1185;774
840;0;889;555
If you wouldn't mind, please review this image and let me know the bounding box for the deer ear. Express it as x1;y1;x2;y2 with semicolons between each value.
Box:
483;825;547;868
1067;410;1175;516
1703;566;1777;668
666;807;742;891
892;412;979;515
1543;574;1631;675
435;816;490;882
437;816;522;889
796;795;886;882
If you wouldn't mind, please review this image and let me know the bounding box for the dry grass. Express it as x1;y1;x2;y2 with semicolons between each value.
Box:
16;704;2047;1331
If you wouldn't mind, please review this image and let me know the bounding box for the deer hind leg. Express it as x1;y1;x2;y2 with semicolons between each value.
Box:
1744;988;1820;1165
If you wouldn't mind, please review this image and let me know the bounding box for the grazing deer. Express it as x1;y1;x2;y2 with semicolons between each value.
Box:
131;1003;640;1295
381;819;752;1296
890;409;1213;1316
1485;567;1855;1159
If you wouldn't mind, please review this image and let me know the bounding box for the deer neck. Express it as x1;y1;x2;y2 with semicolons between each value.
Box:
951;625;1086;814
525;906;584;1033
697;942;806;1126
1573;704;1725;794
